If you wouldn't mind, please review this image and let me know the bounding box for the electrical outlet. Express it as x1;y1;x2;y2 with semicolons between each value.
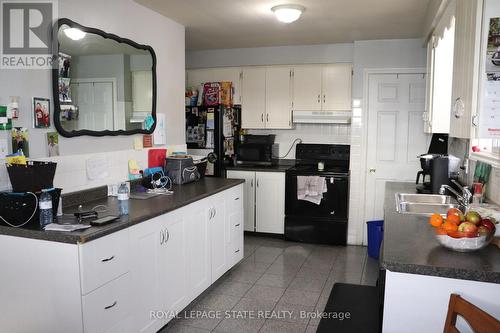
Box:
0;139;8;158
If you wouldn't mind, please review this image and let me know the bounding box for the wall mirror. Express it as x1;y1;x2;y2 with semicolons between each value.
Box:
53;18;157;137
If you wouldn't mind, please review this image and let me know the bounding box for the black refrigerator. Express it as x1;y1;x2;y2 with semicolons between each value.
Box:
186;105;241;177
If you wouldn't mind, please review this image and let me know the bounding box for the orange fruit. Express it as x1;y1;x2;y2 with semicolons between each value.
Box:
446;214;461;226
442;221;459;232
429;213;444;227
435;227;447;235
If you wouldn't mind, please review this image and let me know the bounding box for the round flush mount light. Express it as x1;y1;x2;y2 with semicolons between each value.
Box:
64;27;86;41
271;4;305;23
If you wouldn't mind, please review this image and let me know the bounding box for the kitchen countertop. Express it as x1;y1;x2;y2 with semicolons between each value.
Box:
225;160;294;173
0;178;244;245
382;182;500;284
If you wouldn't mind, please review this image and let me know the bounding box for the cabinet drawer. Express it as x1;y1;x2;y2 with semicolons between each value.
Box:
79;229;130;295
230;222;244;265
226;184;243;212
82;273;132;333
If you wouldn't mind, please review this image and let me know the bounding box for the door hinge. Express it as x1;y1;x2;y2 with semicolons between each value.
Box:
351;69;354;76
472;115;479;127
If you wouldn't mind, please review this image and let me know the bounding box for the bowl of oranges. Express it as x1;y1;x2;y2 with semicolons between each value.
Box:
429;208;497;252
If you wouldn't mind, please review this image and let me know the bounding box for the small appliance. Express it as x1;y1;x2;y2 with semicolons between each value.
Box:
416;133;449;194
236;135;279;166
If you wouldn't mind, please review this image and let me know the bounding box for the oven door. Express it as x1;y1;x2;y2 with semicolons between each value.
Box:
285;172;349;219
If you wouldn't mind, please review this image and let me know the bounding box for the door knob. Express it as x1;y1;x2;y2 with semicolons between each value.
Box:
369;168;376;173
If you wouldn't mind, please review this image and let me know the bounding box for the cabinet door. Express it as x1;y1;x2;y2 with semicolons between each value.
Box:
129;217;163;333
132;71;153;112
292;65;322;111
185;198;211;302
449;0;479;138
160;210;188;314
209;192;227;282
214;67;242;105
255;172;285;234
226;170;256;232
322;64;352;111
241;67;266;128
266;67;293;129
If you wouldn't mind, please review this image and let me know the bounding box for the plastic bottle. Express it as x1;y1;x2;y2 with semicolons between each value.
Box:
118;183;129;216
39;190;53;227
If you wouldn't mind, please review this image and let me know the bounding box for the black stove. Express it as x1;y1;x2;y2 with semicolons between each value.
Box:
285;144;350;245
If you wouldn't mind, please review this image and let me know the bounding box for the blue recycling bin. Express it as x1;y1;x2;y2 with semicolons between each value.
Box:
367;220;384;259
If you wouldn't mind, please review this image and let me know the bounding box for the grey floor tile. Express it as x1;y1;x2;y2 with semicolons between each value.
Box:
226;269;263;284
288;277;326;293
273;253;307;267
280;289;321;307
173;312;223;331
191;293;240;312
160;321;211;333
244;284;285;302
255;273;294;288
253;247;283;263
233;297;277;312
259;319;308;333
295;266;329;282
214;316;265;333
266;261;302;275
273;301;314;325
239;255;273;273
211;280;253;297
361;256;380;286
305;324;318;333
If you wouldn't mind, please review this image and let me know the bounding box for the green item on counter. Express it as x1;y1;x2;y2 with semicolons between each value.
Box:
473;161;491;185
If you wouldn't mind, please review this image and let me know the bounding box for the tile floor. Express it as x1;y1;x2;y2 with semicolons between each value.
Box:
160;235;379;333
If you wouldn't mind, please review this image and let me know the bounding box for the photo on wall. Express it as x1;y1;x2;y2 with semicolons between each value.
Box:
58;77;72;103
46;132;60;157
33;97;50;128
11;127;29;157
486;17;500;71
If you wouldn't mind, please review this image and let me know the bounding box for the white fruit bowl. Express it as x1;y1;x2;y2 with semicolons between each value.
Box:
435;233;493;252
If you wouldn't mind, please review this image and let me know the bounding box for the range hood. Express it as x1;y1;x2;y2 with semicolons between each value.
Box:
292;110;351;124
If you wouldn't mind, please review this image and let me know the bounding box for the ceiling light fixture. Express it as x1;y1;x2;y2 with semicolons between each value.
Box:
64;27;86;41
271;4;305;23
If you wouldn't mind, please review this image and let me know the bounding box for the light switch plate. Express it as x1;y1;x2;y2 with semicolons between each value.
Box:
0;139;8;158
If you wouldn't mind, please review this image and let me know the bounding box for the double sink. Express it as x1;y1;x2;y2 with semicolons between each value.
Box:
396;193;459;216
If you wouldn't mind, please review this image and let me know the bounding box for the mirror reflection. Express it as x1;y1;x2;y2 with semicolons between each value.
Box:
57;23;154;133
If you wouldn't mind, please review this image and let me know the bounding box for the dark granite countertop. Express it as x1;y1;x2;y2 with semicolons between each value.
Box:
0;178;244;245
225;160;294;173
382;182;500;284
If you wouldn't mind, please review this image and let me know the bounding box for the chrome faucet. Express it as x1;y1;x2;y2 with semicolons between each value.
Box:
439;179;473;210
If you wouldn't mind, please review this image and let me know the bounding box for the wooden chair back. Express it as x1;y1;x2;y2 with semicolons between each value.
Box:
443;294;500;333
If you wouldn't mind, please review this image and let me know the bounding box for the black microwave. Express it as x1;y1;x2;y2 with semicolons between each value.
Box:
236;143;279;166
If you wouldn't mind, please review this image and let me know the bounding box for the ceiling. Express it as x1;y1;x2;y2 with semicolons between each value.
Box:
135;0;431;51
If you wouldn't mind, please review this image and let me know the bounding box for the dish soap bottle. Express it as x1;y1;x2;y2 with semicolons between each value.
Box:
118;183;129;216
39;190;53;227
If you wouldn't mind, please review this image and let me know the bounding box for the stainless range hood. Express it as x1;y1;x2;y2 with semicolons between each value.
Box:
292;111;351;124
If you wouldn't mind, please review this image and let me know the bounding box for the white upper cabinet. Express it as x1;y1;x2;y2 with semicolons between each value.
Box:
292;64;352;112
322;64;352;111
241;67;267;128
292;65;323;111
265;66;293;129
449;0;481;138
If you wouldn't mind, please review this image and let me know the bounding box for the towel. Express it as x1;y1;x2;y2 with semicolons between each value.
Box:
297;176;327;205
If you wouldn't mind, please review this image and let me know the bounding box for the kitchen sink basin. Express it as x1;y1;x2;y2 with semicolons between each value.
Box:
397;202;459;216
396;193;453;204
395;193;458;216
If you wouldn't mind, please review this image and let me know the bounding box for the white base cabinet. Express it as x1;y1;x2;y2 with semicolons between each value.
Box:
0;184;244;333
226;171;285;234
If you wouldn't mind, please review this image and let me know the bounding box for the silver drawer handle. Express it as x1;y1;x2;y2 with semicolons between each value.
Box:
101;255;115;262
235;249;240;253
235;224;240;227
234;197;240;201
104;301;117;310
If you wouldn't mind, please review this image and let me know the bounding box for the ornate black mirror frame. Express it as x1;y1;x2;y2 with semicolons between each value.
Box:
52;18;157;137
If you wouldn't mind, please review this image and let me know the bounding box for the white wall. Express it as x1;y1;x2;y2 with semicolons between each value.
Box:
186;39;427;245
0;0;185;192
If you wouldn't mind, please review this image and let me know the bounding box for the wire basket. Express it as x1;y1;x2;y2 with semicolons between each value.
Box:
6;161;57;192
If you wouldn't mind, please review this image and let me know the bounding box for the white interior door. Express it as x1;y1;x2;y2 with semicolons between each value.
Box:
364;73;429;239
265;67;292;129
72;81;114;131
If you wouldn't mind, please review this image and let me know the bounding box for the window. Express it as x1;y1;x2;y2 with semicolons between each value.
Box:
426;2;456;133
